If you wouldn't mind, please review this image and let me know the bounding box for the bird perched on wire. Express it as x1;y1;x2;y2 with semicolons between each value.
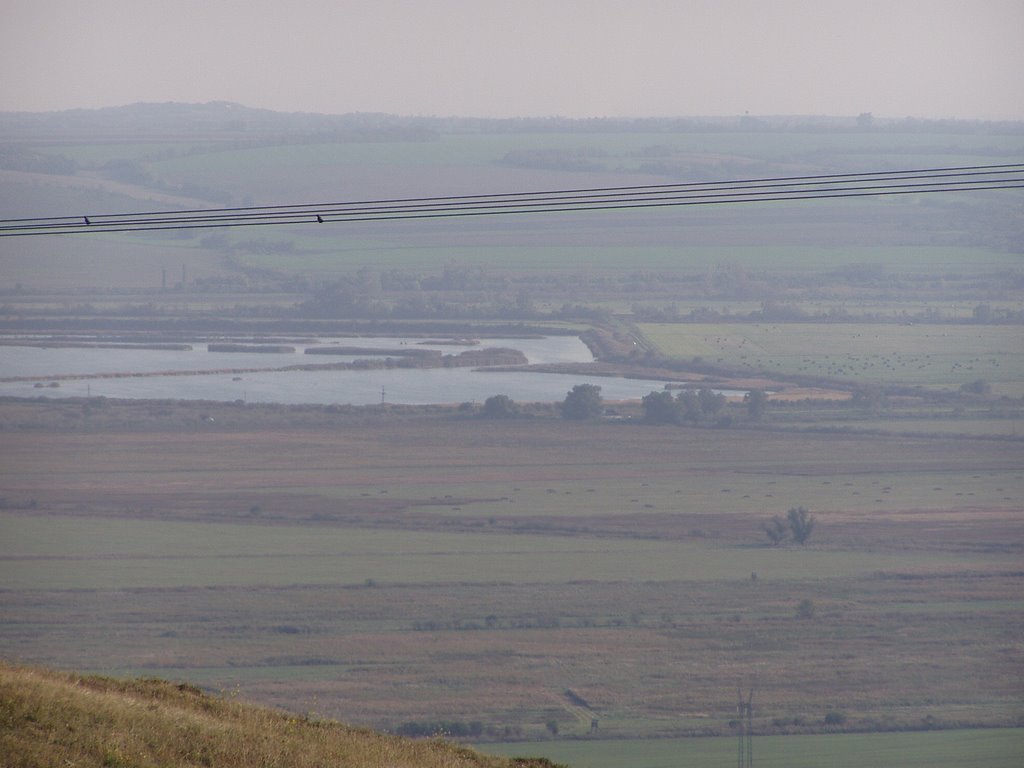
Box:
316;215;324;223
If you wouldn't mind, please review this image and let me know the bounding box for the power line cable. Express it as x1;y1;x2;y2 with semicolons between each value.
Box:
5;161;1018;223
7;174;1018;232
6;163;1022;223
1;163;1021;237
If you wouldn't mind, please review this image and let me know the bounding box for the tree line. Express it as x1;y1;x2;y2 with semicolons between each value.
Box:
479;385;767;425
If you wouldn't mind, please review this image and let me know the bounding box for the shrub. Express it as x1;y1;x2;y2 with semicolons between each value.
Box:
482;394;518;418
765;516;789;545
824;710;847;726
960;378;992;395
796;599;816;620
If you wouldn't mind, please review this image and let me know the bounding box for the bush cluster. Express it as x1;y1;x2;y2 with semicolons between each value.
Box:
394;720;484;738
765;506;816;545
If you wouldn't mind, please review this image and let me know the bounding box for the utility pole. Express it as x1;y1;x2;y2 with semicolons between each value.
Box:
737;687;754;768
737;688;744;768
746;687;754;768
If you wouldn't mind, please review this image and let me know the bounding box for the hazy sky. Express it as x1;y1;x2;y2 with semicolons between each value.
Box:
2;0;1022;120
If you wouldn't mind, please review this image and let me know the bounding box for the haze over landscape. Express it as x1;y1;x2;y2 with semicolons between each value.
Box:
1;3;1022;768
2;0;1023;120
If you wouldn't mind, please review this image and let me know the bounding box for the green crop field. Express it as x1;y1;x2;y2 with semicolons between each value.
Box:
640;322;1024;391
145;130;1024;186
231;240;1024;277
0;512;995;592
4;122;1022;293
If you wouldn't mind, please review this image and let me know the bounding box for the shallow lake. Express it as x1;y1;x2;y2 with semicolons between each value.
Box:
0;335;691;405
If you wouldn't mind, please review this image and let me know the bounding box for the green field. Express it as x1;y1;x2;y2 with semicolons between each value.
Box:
144;131;1024;187
4;121;1022;294
774;415;1024;437
641;322;1024;391
489;729;1024;768
0;512;995;591
232;240;1024;277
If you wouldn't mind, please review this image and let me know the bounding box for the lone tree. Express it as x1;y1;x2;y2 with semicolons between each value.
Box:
482;394;517;418
561;383;603;420
787;506;816;545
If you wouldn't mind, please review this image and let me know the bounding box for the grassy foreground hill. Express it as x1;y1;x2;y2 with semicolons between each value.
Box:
0;663;559;768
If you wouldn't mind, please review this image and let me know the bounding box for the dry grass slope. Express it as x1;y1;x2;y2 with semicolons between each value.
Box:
0;663;561;768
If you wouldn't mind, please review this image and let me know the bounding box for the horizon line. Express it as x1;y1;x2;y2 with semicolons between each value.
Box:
3;100;1024;125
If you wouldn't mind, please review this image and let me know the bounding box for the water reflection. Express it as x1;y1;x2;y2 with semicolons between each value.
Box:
0;335;680;405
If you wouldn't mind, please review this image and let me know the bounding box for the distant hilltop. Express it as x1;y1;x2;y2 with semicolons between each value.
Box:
1;101;1021;140
0;101;440;141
